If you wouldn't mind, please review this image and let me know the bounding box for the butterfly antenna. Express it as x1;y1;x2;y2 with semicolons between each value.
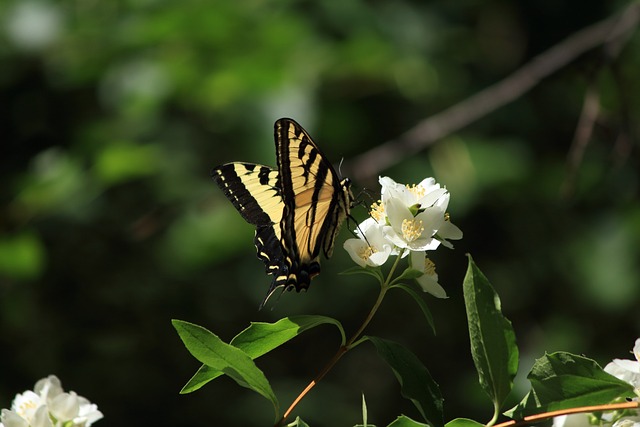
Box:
338;157;345;177
345;213;371;247
259;283;286;310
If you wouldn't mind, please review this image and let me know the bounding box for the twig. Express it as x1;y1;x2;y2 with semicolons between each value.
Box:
274;254;403;426
343;2;640;183
561;84;601;198
492;401;639;427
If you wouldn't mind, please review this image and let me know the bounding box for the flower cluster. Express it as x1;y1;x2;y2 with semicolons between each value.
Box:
0;375;103;427
553;338;640;427
344;176;462;297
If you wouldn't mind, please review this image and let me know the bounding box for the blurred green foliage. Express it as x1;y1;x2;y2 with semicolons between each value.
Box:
1;0;639;426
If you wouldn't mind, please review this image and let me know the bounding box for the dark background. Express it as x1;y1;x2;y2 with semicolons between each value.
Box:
1;1;639;426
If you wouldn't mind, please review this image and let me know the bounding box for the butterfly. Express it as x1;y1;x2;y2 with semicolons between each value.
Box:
211;118;353;307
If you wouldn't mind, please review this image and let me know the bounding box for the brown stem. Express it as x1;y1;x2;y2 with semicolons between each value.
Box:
492;401;639;427
344;2;640;184
274;255;403;426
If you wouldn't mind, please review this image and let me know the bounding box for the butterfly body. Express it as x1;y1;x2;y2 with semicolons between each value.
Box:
212;118;353;306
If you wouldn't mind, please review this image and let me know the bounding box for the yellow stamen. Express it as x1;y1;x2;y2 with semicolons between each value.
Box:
17;399;38;417
406;183;426;199
423;257;437;275
444;212;451;221
401;218;424;242
370;200;385;223
358;245;377;261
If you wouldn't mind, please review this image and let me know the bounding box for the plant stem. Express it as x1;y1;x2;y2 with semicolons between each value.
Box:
492;401;639;427
274;253;405;426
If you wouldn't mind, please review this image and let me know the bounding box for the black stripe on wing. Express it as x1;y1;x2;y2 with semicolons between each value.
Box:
211;163;282;226
272;118;352;293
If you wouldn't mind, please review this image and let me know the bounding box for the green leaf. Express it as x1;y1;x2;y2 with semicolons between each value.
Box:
444;419;484;427
180;315;344;393
393;267;424;282
368;336;444;427
387;415;430;426
0;232;46;280
463;255;518;414
362;393;368;427
506;352;635;418
172;319;279;418
341;265;385;282
391;283;436;335
287;416;311;427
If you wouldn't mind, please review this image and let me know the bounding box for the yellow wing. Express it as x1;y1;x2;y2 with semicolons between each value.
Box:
274;118;353;293
211;118;353;307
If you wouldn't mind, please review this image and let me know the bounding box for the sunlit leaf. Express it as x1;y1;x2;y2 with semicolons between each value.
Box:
181;315;344;393
172;319;279;418
506;352;635;418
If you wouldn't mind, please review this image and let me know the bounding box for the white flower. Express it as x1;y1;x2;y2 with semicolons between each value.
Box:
552;414;591;427
0;375;103;427
612;419;640;427
377;176;462;251
410;251;447;298
605;338;640;393
344;218;393;267
345;176;462;269
383;196;446;251
380;176;448;209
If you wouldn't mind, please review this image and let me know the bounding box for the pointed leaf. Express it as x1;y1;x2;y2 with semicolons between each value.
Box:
363;393;369;427
506;352;635;418
391;283;436;335
463;255;518;412
368;336;444;427
172;319;279;417
387;415;430;426
181;315;344;393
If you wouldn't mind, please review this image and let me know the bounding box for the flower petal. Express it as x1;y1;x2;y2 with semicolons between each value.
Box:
1;410;29;427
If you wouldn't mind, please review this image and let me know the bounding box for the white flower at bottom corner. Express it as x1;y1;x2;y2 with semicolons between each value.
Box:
605;338;640;393
613;418;640;427
34;375;64;404
7;390;46;426
1;404;52;427
552;414;592;427
344;218;393;267
49;392;103;427
1;375;103;427
410;251;447;298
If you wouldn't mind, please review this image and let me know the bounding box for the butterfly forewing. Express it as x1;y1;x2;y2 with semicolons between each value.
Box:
211;163;282;227
275;118;352;288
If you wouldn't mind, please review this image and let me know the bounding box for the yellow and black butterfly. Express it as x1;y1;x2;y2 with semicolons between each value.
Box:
211;118;353;307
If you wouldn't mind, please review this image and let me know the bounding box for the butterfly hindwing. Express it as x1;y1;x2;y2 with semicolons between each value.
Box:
212;118;353;307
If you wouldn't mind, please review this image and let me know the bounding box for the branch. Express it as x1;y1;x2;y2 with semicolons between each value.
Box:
492;401;639;427
343;2;640;183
